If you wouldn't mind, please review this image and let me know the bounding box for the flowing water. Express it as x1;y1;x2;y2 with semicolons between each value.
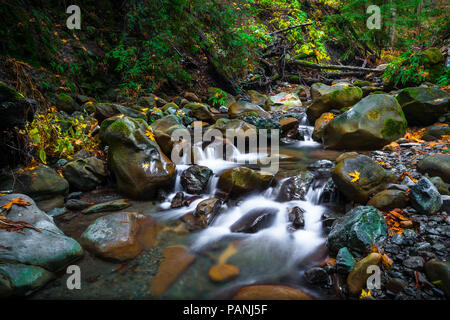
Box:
33;111;344;300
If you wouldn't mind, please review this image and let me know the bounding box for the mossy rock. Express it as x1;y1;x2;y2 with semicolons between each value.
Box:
307;86;363;122
217;167;273;198
332;154;395;203
323;94;407;150
184;103;213;121
229;101;270;118
0;83;24;102
55;93;81;114
395;87;449;126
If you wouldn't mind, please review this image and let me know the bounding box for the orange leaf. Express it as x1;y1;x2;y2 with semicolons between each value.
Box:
2;197;32;212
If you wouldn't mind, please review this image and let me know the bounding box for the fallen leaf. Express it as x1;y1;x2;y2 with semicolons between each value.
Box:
348;170;360;183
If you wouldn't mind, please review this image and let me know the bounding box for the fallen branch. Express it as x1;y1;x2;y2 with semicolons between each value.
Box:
290;60;383;73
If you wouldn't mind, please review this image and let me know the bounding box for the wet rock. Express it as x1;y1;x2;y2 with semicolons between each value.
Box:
288;206;305;229
424;261;450;298
417;154;450;183
0;194;83;272
409;177;442;215
81;199;131;214
310;83;343;100
204;118;256;141
80;212;146;261
248;90;270;109
332;155;395;203
0;165;69;202
0;83;36;129
335;247;356;274
230;207;278;233
184;103;213;121
335;152;359;163
100;116;175;199
347;253;381;296
269;92;302;111
277;172;314;202
217;167;273;198
171;192;184;208
312;112;334;141
322;94;407;150
353;80;373;88
403;256;424;269
307;85;362;122
193;198;222;227
150;245;196;297
429;176;450;196
279;117;299;133
229;100;270;118
180;165;213;194
327;206;388;255
184;91;201;103
65;199;91;211
209;264;240;282
386;183;409;192
305;267;329;285
395;87;449;126
367;190;408;211
232;285;312;300
150;115;188;157
62;157;107;191
0;263;54;298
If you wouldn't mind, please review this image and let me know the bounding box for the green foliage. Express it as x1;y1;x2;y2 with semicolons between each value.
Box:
208;88;228;107
25;107;100;162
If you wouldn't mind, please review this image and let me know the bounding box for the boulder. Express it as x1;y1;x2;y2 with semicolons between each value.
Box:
230;207;278;233
312;112;335;142
367;190;408;211
332;155;395;203
229;101;270;118
183;198;222;229
248;90;270;109
269;92;302;111
204;118;256;140
347;253;381;296
55;93;80;114
322;94;407;150
62;157;107;191
327;206;388;255
276;172;314;202
0;263;54;298
150;115;188;157
180;165;213;194
307;86;362;122
417;154;450;183
429;176;450;196
0;194;83;273
184;103;213;121
0;83;37;129
422;125;450;141
100;116;175;199
0;165;69;202
217;167;273;198
409;177;442;215
395;87;449;126
80;212;147;261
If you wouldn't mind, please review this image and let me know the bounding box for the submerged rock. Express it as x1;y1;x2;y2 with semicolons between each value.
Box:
80;212;147;261
409;177;442;215
335;247;356;274
327;206;388;255
180;165;213;194
322;94;407;150
81;199;131;215
232;285;312;300
332;154;395;203
209;264;240;282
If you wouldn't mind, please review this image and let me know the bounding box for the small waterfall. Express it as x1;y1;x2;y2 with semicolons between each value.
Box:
297;112;320;146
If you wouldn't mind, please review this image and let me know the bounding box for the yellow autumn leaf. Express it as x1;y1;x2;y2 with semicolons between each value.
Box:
348;170;360;183
360;289;372;299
